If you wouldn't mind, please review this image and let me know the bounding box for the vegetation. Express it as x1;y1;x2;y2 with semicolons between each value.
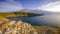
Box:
0;13;14;17
0;12;44;17
33;26;60;34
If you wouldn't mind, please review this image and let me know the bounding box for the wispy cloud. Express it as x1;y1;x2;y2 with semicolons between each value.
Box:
6;0;15;2
0;0;23;12
39;1;60;12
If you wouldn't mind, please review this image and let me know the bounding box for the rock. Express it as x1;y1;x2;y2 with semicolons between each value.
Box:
0;21;38;34
8;21;16;26
0;17;9;24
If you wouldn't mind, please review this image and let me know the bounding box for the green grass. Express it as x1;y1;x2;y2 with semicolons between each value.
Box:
0;13;13;17
0;12;42;17
33;26;40;28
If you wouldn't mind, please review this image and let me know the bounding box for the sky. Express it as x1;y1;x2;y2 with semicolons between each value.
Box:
0;0;60;12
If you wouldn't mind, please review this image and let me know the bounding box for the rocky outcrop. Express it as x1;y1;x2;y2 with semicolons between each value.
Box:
0;21;38;34
0;17;9;24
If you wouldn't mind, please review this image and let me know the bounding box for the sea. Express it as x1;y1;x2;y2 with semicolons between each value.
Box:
7;14;60;27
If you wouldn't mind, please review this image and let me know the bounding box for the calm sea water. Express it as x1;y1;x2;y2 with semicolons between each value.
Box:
8;14;60;27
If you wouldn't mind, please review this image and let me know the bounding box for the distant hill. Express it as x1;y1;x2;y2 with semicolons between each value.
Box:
20;9;60;15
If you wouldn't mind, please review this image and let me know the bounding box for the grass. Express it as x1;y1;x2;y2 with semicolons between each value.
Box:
33;26;40;28
0;12;28;17
0;13;13;16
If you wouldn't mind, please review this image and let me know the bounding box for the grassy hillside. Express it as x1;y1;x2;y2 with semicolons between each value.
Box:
0;13;14;17
0;12;44;17
33;26;60;34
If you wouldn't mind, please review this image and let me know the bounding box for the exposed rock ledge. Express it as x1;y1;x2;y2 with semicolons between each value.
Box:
0;21;38;34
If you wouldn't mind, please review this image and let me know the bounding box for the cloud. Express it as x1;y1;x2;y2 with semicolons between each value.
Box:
38;1;60;12
6;0;14;2
0;0;23;12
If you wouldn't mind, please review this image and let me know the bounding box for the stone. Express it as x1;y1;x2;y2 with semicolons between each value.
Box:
0;21;38;34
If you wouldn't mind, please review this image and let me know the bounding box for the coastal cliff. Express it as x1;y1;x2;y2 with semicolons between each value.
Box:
0;12;44;17
0;12;60;34
0;18;60;34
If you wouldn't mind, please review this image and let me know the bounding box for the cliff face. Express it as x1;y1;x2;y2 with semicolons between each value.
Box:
0;21;38;34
